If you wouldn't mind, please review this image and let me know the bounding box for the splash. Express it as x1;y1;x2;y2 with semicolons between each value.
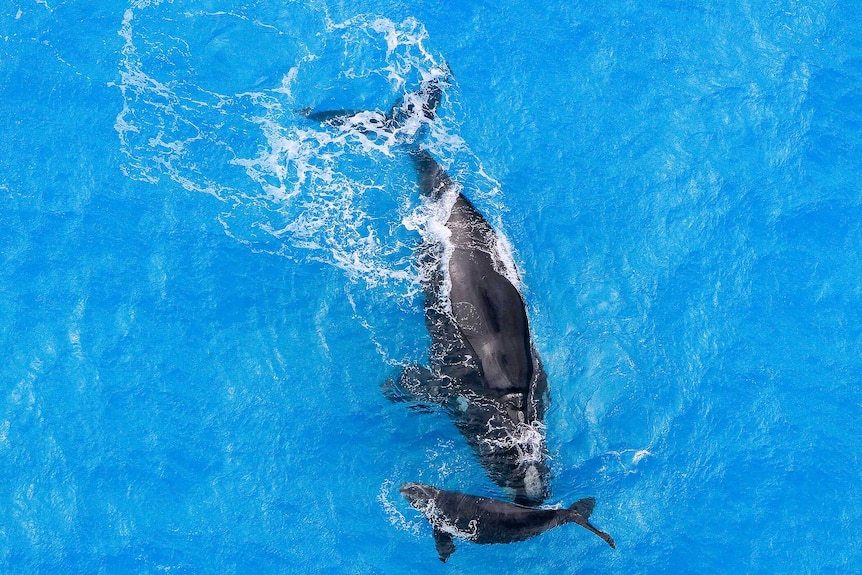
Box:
478;417;548;467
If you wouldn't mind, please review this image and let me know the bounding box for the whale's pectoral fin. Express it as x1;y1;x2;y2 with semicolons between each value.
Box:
382;364;447;410
433;528;456;563
569;498;616;549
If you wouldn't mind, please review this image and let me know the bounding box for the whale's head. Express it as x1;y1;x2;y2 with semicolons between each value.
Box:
400;482;440;510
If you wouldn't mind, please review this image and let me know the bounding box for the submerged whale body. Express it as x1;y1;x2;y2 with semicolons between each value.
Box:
304;71;551;505
400;482;615;562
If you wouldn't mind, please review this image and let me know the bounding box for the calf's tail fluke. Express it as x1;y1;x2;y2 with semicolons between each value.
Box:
568;497;616;549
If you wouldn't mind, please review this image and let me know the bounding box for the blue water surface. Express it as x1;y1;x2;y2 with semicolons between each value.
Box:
2;0;861;573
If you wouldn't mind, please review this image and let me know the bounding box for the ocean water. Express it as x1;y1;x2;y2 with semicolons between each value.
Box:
2;0;861;573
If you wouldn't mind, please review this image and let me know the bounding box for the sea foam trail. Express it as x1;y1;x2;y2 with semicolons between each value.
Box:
117;8;493;288
114;4;522;374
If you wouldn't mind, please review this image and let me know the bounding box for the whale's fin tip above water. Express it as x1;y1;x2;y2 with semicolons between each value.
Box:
297;107;365;125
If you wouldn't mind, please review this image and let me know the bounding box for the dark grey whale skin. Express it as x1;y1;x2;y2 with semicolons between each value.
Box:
400;482;615;562
390;148;552;506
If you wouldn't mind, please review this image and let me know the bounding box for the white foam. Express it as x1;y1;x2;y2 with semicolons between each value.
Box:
0;420;10;445
605;447;654;475
478;418;548;467
522;463;543;502
632;448;652;464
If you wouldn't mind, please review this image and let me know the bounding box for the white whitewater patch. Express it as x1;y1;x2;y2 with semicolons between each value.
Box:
479;417;548;467
603;447;654;475
490;228;523;290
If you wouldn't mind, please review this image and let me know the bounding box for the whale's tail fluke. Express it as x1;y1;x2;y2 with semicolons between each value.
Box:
568;497;616;549
298;107;365;124
298;64;451;133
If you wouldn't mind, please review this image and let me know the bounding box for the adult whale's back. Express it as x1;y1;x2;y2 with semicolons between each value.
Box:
412;150;534;395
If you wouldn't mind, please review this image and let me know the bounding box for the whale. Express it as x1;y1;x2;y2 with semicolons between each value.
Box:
303;70;551;505
400;482;615;562
387;147;552;506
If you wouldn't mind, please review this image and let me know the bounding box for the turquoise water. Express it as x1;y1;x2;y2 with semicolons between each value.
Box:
2;0;861;573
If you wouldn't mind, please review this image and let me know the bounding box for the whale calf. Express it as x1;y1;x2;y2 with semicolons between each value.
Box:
400;482;615;562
